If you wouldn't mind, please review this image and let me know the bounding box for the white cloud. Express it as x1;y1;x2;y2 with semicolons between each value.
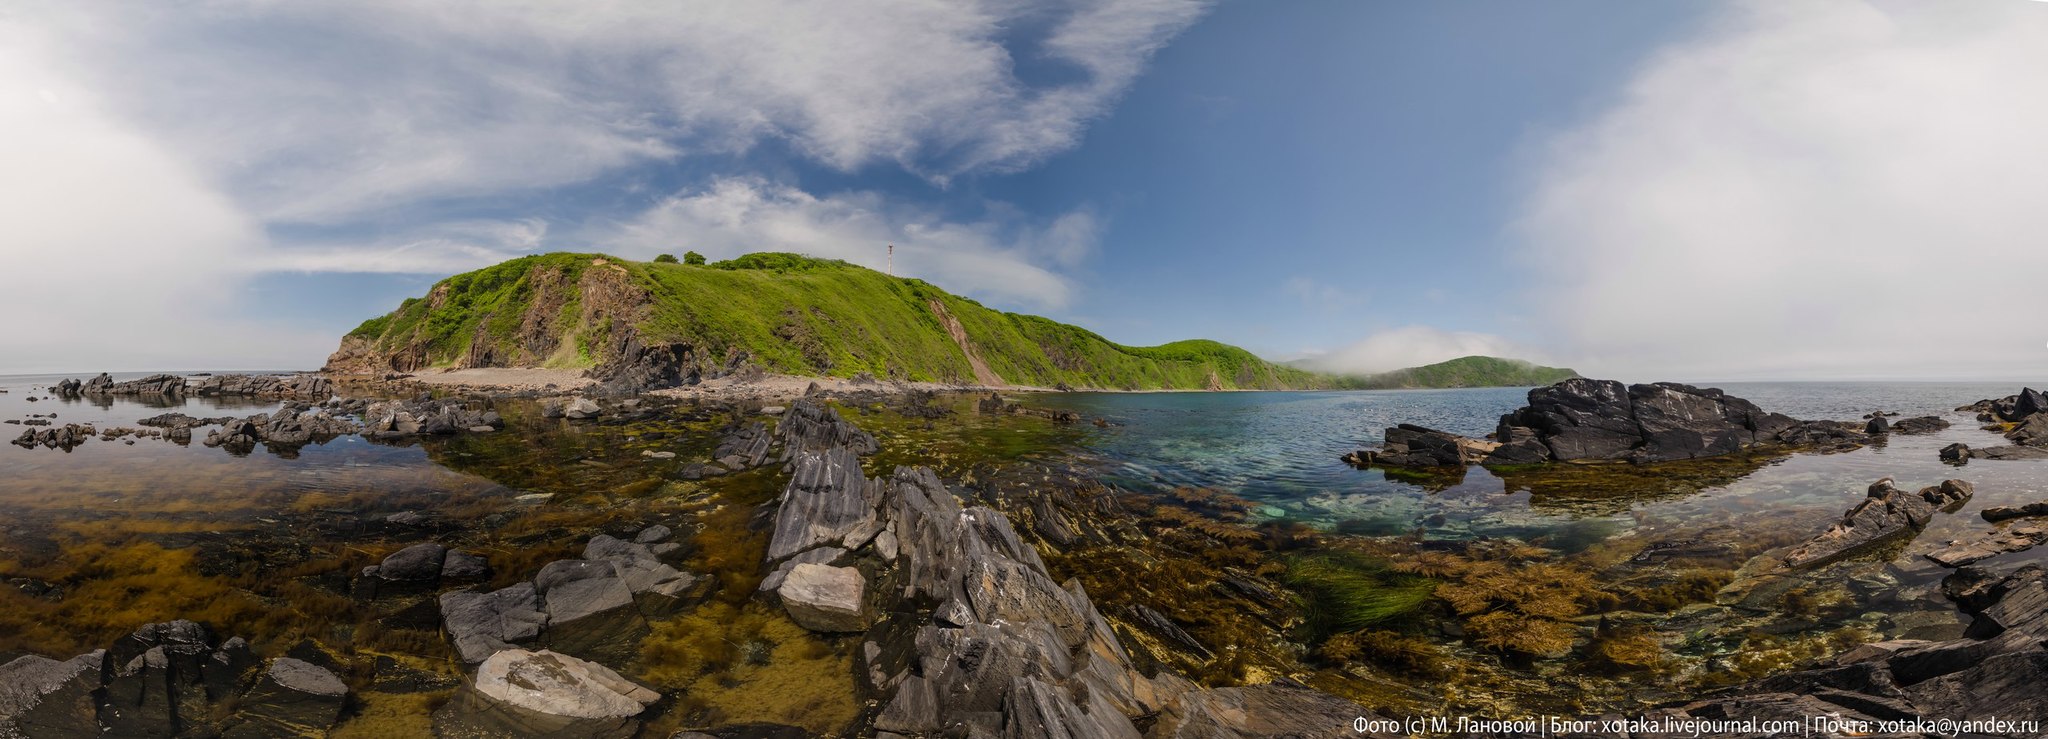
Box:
0;1;1201;370
22;0;1207;223
1293;326;1539;376
0;19;328;373
1520;0;2048;380
607;179;1086;309
260;219;551;275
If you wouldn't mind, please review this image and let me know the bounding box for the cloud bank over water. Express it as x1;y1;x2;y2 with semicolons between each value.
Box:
1519;0;2048;381
1292;327;1542;377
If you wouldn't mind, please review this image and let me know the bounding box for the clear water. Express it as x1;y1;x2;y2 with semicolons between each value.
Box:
1030;382;2048;627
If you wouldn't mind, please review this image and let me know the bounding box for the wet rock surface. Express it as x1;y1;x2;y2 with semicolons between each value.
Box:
1781;478;1972;568
1668;564;2048;729
0;620;346;738
756;399;1377;737
1358;378;1885;470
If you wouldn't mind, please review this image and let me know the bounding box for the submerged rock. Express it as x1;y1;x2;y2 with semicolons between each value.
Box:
1673;564;2048;726
1926;521;2048;568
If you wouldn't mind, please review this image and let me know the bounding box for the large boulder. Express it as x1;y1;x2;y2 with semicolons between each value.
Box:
533;560;646;663
441;583;549;665
1485;378;1814;464
779;563;868;632
358;542;490;597
435;649;656;739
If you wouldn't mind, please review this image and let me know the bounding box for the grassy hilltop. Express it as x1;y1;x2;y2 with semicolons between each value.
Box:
1341;355;1579;390
334;252;1331;390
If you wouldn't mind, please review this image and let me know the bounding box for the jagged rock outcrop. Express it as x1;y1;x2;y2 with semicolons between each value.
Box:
1782;478;1972;568
189;374;333;399
1357;379;1889;469
758;400;1376;737
589;333;697;395
11;423;95;451
205;403;362;454
72;373;187;396
1495;379;1821;463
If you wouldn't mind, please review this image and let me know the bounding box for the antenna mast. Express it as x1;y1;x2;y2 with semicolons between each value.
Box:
888;243;894;276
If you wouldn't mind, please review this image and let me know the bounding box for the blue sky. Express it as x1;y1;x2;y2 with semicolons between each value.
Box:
5;1;2046;379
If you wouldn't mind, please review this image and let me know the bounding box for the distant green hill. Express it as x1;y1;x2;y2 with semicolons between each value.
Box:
328;252;1333;390
1339;356;1578;389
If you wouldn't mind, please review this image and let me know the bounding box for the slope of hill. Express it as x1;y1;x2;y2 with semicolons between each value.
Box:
1341;355;1579;389
327;252;1332;391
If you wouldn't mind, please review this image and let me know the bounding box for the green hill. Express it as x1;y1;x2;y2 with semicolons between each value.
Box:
1340;355;1578;389
327;252;1332;391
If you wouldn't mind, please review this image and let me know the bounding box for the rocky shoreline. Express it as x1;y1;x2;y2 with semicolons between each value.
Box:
6;374;2048;736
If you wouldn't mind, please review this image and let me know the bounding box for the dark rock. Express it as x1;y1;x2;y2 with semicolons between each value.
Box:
1926;520;2048;568
1369;424;1496;468
1864;415;1889;435
0;650;104;738
1490;378;1810;464
2017;387;2048;418
1969;444;2048;461
2006;412;2048;446
357;542;490;596
590;334;694;395
1782;478;1969;568
441;583;547;664
1940;442;1972;464
1983;500;2048;522
220;658;347;739
534;560;647;664
1890;416;1950;435
711;420;774;470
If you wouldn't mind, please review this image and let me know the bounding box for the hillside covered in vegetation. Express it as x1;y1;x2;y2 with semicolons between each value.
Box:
1341;355;1579;389
327;252;1333;390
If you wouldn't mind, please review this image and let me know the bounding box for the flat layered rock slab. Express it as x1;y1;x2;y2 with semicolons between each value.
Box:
1927;521;2048;568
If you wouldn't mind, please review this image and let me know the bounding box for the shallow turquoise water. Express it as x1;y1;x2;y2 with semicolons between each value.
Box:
1031;382;2048;560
